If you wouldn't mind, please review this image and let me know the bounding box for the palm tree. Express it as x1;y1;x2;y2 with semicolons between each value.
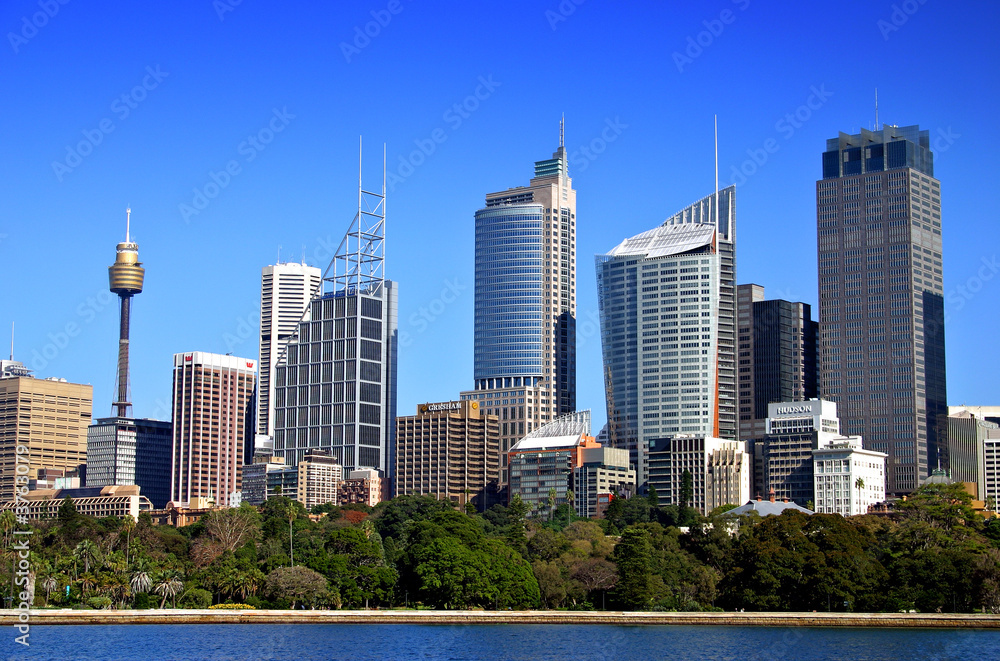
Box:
80;573;97;597
565;489;575;527
120;515;136;565
855;477;866;514
547;488;557;522
154;573;184;609
130;565;152;598
41;576;58;606
74;539;99;574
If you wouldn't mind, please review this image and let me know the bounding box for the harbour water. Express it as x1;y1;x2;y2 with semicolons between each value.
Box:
5;624;1000;660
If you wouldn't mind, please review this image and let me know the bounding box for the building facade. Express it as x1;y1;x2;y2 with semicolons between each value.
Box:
296;450;341;510
394;400;500;510
647;435;749;514
461;134;577;483
948;408;1000;505
597;186;736;486
572;445;635;518
0;485;152;520
272;283;398;475
169;352;255;508
759;399;841;506
817;125;946;496
86;417;172;509
507;411;593;516
257;262;323;440
241;455;286;506
737;284;818;442
339;468;384;507
0;368;92;499
812;436;887;516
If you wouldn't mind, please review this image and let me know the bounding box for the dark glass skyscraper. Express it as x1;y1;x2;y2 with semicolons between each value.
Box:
816;124;946;496
737;284;819;442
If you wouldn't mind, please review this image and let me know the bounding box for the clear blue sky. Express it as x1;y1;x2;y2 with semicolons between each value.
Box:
2;0;998;430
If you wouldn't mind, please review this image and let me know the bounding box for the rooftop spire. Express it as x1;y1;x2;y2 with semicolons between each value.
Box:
125;207;131;243
559;114;564;149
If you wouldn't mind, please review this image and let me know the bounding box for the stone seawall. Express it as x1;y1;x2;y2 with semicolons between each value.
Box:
2;609;999;627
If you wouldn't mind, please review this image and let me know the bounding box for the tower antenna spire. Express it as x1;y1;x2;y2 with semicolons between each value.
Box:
714;115;720;233
559;114;564;149
126;207;131;243
875;88;879;129
9;322;13;361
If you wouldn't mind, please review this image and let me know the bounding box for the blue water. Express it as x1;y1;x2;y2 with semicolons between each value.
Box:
3;624;999;660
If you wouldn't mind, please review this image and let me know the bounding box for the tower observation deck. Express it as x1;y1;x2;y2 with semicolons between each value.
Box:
108;208;144;417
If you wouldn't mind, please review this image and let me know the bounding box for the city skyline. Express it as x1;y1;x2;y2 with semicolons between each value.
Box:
3;2;998;437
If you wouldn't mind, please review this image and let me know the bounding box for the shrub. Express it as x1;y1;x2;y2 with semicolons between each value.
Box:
178;588;213;609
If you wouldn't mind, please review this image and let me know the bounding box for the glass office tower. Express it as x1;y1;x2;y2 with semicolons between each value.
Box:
816;124;946;496
597;186;736;486
462;135;577;483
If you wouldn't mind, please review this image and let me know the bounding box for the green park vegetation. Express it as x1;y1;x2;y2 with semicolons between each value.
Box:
4;481;1000;612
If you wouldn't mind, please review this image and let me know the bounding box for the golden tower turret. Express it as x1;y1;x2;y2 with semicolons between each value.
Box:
108;208;144;417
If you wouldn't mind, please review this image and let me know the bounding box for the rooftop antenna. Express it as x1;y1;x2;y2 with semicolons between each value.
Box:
875;88;879;130
714;115;720;234
277;245;281;264
125;207;131;243
9;322;13;360
559;114;565;149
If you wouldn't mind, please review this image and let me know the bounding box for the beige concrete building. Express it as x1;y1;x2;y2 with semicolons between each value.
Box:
169;352;255;508
0;484;150;520
0;366;92;499
296;450;341;510
395;400;500;510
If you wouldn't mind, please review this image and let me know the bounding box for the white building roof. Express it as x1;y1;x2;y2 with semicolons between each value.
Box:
510;434;585;453
604;222;716;260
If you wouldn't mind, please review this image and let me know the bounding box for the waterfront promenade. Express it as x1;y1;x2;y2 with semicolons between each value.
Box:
2;609;999;627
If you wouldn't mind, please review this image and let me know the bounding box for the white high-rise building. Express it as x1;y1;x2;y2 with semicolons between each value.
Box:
258;262;323;439
597;186;736;487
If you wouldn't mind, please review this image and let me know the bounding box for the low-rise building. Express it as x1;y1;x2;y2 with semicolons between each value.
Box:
573;446;635;518
0;485;152;520
339;468;384;507
242;455;287;506
812;436;886;516
647;435;750;514
948;408;1000;507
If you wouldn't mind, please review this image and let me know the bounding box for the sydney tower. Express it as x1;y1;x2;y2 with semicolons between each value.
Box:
108;209;144;417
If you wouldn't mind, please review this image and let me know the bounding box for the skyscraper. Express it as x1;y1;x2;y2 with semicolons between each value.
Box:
816;125;946;496
86;417;172;508
597;186;736;487
257;262;323;440
272;158;398;478
736;284;818;442
461;128;577;482
169;352;255;507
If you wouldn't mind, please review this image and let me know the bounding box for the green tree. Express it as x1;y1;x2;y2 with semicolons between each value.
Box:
265;565;329;609
612;527;654;610
679;471;693;509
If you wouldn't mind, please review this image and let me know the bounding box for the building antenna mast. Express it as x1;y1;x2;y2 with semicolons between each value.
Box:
714;115;720;233
875;88;879;129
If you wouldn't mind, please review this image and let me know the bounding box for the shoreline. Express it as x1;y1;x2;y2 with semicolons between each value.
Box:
2;609;999;628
